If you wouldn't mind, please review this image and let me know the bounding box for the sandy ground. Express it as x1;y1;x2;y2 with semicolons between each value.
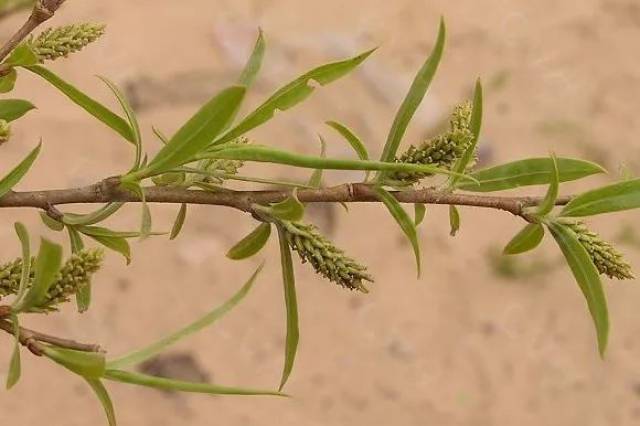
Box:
2;0;640;425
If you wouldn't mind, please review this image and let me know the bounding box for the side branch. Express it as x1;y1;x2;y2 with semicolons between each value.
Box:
0;179;572;217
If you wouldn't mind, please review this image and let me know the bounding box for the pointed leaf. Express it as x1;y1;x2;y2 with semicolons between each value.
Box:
227;223;272;260
170;203;187;240
449;79;483;186
449;205;460;236
25;66;135;143
548;221;609;356
12;222;31;306
44;346;106;378
0;142;41;198
503;223;544;255
85;234;131;264
238;29;266;87
14;238;62;312
414;203;427;226
560;178;640;217
39;212;64;231
268;189;304;221
67;226;85;253
0;99;36;122
85;378;117;426
6;314;21;390
276;226;299;391
376;18;445;180
372;186;421;277
325;120;370;179
536;154;559;215
119;182;151;240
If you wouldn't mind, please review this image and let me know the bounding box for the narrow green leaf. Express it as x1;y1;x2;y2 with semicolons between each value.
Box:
560;178;640;217
503;223;544;255
376;18;445;180
0;69;17;93
14;238;62;312
548;221;609;356
77;225;150;239
449;79;483;186
238;29;266;87
39;212;64;231
67;226;85;253
104;369;285;397
25;65;135;143
449;205;460;236
268;189;305;221
0;99;36;122
169;203;187;240
62;203;124;226
536;154;559;216
143;86;246;175
108;265;263;370
414;204;427;226
5;43;38;66
307;135;327;188
85;234;131;264
85;378;117;426
227;223;272;260
76;280;91;313
325;120;370;179
456;158;606;192
373;186;421;277
216;49;375;145
44;346;106;378
12;222;31;306
6;314;21;390
0;142;41;199
98;76;143;169
276;226;299;391
119;182;151;240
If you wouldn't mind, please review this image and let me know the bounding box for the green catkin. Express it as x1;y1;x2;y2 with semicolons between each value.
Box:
278;220;373;292
0;119;10;145
0;249;104;311
31;23;106;62
391;101;474;183
565;221;634;280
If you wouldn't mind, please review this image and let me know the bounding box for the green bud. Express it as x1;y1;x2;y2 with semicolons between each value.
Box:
278;220;373;292
565;221;634;280
31;23;106;62
0;119;10;145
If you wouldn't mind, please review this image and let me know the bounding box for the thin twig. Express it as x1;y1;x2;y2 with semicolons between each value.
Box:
0;317;103;353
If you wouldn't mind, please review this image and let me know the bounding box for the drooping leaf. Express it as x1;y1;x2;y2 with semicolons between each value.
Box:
77;225;152;239
456;158;605;192
5;314;21;390
548;221;609;357
107;265;263;370
307;135;327;188
536;154;559;216
376;18;445;181
503;223;544;255
67;226;85;253
276;226;299;391
85;233;131;264
373;186;421;277
13;238;62;313
5;43;38;66
12;222;31;306
325;120;370;179
119;182;151;240
0;99;36;122
0;142;41;199
227;223;272;260
85;378;117;426
449;205;460;236
62;203;124;226
142;86;246;176
169;203;187;240
0;69;17;93
449;79;483;186
238;29;266;87
215;49;375;145
268;189;305;221
104;369;285;397
39;212;64;231
43;346;106;378
560;178;640;217
25;66;135;143
414;203;427;226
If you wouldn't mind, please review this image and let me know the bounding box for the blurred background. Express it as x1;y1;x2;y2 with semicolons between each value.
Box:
1;0;640;424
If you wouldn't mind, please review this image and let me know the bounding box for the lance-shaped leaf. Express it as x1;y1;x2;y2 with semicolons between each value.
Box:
62;203;124;226
43;346;106;378
376;18;445;181
449;205;460;236
25;66;135;143
227;223;272;260
142;86;246;175
276;226;299;391
6;314;21;390
560;178;640;217
238;29;266;88
39;212;64;231
104;369;285;397
83;232;131;264
85;378;116;426
373;186;421;277
108;265;262;369
456;158;605;192
449;79;483;187
170;203;187;240
536;154;560;216
0;142;41;199
5;43;38;66
119;181;152;240
13;238;62;313
12;222;31;306
0;99;35;122
0;69;17;93
268;189;305;221
325;120;370;179
414;204;427;226
548;221;609;357
67;226;85;253
503;223;544;255
215;49;375;145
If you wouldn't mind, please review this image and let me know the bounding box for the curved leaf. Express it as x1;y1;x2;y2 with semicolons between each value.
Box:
325;120;369;179
43;347;106;378
238;29;266;87
12;222;31;306
0;99;35;122
503;223;544;255
268;189;304;221
227;223;272;260
13;238;62;313
449;79;483;186
536;154;559;215
414;203;427;226
6;314;21;390
560;178;640;217
0;142;41;199
62;203;124;226
276;226;298;391
85;378;116;426
449;205;460;236
170;203;187;240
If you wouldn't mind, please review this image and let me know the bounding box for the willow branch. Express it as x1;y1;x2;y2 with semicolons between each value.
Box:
0;178;573;219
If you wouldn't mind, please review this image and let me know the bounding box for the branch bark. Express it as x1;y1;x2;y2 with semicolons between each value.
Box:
0;317;102;354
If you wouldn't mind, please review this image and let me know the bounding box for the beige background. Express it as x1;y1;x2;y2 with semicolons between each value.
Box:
2;0;640;425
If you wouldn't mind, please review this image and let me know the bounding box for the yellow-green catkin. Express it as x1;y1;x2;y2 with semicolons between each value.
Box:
279;220;373;292
0;249;104;311
0;119;10;145
391;101;473;183
566;221;634;280
31;23;105;62
201;137;248;184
